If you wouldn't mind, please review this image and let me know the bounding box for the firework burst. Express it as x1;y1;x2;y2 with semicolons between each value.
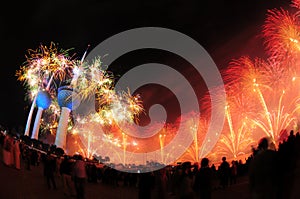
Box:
291;0;300;9
219;55;300;147
71;57;114;101
262;8;300;62
16;42;74;97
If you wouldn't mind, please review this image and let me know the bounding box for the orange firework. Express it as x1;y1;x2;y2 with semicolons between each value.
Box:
291;0;300;9
262;8;300;61
177;116;207;164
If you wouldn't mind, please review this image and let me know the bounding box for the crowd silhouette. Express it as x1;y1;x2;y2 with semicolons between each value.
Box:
1;128;300;199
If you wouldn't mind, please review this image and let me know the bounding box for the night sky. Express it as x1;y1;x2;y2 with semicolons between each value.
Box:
0;0;292;132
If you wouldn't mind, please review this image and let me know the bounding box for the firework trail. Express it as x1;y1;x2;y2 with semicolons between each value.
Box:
214;104;256;160
201;82;256;161
222;56;300;146
177;115;207;163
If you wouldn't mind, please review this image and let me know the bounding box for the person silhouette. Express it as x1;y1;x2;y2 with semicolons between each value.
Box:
249;137;280;199
193;158;213;199
73;155;87;199
219;156;230;189
43;152;57;190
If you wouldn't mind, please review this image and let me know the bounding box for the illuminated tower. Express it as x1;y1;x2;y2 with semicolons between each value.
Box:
31;90;51;139
54;86;79;151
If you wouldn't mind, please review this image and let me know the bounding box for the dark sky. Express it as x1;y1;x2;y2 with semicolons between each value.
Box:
0;0;292;131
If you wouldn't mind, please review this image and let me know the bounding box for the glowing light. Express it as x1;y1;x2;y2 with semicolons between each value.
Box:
16;42;74;98
71;57;114;101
